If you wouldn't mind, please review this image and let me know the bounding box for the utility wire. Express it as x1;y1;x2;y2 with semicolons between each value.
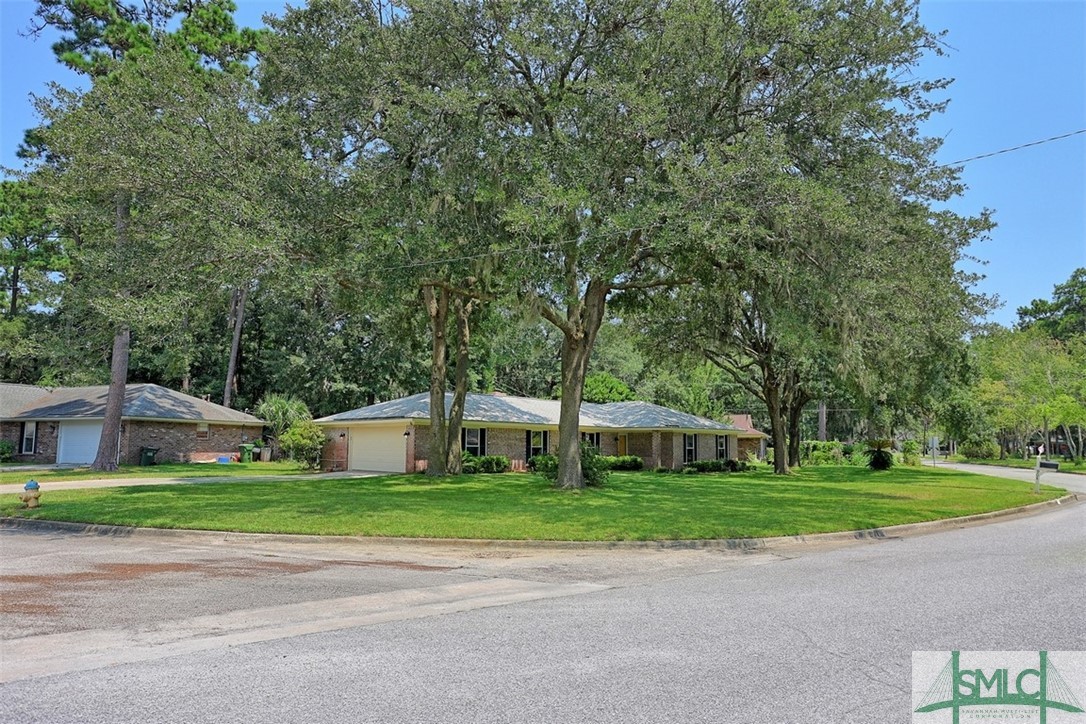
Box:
359;130;1086;275
942;128;1086;167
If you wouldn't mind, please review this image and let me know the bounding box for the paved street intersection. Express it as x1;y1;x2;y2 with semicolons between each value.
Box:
1;466;1082;723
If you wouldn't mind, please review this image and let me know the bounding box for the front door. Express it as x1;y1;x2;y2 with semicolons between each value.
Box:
617;434;628;456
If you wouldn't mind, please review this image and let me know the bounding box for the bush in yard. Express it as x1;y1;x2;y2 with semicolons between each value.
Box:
683;459;748;474
531;444;609;487
476;455;511;474
960;439;999;460
847;449;871;467
901;439;922;466
0;439;14;463
279;419;325;469
653;465;672;474
579;442;610;486
865;440;894;471
598;455;644;471
801;440;844;465
527;454;556;475
461;452;479;474
254;394;311;460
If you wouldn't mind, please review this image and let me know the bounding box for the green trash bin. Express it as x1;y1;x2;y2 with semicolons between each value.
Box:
139;447;159;466
238;443;255;463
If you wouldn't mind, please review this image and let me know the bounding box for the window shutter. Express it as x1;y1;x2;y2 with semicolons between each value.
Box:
461;427;466;451
525;430;532;461
479;428;487;456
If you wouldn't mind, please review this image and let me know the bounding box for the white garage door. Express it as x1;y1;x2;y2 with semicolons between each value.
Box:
57;420;105;464
349;425;407;473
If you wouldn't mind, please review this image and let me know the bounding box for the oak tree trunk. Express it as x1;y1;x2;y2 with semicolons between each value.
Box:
444;297;474;474
553;281;608;489
764;382;789;475
423;286;450;477
787;403;802;469
787;388;810;468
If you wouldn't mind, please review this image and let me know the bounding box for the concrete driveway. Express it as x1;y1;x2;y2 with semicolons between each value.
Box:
1;464;1082;722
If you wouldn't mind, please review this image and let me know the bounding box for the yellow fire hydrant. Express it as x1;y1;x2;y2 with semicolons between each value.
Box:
19;480;41;509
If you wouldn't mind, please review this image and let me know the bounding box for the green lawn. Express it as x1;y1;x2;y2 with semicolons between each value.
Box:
0;466;1065;541
0;461;309;486
953;456;1085;476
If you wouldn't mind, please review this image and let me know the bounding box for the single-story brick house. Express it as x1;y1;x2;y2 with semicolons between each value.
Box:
728;413;769;461
0;382;264;465
316;391;765;473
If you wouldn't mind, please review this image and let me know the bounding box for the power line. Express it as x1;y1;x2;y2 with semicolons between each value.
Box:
358;129;1086;276
942;128;1086;167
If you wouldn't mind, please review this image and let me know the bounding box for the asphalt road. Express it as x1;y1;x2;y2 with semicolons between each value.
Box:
1;466;1083;723
926;459;1086;494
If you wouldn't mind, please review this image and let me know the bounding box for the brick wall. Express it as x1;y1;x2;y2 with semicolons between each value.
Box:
651;432;670;470
335;424;744;472
124;421;264;464
410;425;562;472
0;421;58;464
738;437;763;461
412;426;430;472
626;432;654;465
482;427;531;470
320;427;349;472
697;434;717;462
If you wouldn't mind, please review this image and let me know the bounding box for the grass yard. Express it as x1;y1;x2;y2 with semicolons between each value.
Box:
0;465;1065;541
954;456;1085;476
0;461;309;486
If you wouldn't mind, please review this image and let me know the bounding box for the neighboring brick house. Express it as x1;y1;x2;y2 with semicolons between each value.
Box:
316;392;745;473
727;413;769;461
0;383;263;465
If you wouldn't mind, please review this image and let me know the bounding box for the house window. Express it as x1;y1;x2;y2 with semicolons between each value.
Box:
716;435;729;460
526;430;549;459
462;427;487;456
580;432;601;450
683;434;698;464
20;422;37;454
196;423;210;440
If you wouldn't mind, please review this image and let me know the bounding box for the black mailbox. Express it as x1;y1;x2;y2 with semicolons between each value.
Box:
1038;460;1060;471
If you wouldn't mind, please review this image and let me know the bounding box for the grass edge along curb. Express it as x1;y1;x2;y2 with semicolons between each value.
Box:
1;493;1077;551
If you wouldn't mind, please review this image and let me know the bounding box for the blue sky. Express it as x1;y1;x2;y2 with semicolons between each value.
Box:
2;1;1083;327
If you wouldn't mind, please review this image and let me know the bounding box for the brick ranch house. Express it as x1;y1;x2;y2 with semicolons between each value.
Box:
316;392;767;473
0;382;263;465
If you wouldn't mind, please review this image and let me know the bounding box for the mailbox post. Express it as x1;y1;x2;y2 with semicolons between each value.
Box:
1034;455;1059;494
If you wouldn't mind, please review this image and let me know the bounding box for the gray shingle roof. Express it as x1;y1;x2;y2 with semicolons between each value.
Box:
1;383;262;425
0;384;48;418
316;392;739;432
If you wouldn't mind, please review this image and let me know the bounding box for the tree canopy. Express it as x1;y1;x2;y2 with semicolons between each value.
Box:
5;0;1018;480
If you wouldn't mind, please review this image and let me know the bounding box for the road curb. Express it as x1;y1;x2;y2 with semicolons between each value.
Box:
1;493;1078;552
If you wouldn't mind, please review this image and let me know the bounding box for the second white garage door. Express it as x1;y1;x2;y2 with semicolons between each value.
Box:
57;420;105;464
348;425;407;473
